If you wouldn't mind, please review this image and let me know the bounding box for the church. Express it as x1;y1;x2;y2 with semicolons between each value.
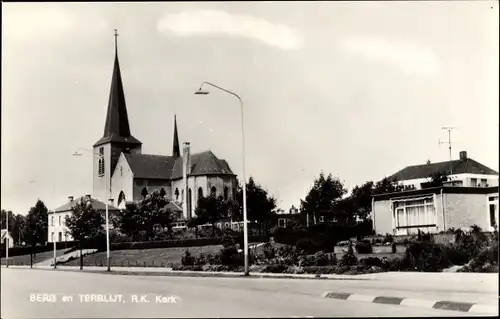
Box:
91;34;238;221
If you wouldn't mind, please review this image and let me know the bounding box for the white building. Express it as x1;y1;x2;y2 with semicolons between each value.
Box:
1;229;14;248
48;195;120;243
389;151;498;190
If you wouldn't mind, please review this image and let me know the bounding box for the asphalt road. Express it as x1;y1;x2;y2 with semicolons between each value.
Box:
1;267;493;318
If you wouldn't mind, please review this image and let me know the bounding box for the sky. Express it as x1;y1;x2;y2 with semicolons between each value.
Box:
1;1;499;214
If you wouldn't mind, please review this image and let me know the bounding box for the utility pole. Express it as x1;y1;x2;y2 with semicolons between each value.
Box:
439;127;456;175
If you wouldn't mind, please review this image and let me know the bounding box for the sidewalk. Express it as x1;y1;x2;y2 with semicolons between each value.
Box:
34;249;97;266
5;264;498;285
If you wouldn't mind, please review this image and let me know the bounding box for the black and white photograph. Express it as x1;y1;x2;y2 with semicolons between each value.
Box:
1;1;498;318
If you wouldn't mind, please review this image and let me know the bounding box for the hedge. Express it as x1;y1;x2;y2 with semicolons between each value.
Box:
67;235;268;253
0;241;76;258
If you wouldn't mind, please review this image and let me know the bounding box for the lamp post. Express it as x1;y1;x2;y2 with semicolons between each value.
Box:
73;148;111;272
5;210;8;268
194;81;249;276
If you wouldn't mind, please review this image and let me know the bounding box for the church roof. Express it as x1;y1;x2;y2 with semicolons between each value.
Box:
124;150;236;180
94;35;141;147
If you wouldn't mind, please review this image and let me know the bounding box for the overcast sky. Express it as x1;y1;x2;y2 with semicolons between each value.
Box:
2;1;499;214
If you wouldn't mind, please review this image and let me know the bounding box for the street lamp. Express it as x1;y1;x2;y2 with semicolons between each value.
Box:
73;148;111;272
5;210;9;268
194;81;249;276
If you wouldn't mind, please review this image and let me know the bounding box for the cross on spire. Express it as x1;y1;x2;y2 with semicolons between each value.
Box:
114;29;119;52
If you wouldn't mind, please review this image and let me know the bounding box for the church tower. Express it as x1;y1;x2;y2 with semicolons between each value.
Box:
172;115;180;158
93;30;142;202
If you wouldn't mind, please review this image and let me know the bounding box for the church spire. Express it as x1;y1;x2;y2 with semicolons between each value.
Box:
172;115;180;158
94;29;141;147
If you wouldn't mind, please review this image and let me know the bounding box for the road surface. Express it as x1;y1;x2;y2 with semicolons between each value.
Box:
1;267;494;318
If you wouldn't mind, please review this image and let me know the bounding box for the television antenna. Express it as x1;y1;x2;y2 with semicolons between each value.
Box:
438;127;458;175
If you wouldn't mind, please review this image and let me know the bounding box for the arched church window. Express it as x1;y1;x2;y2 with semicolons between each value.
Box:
160;188;166;198
141;187;148;198
188;189;193;218
98;147;105;177
211;186;216;197
198;187;203;199
118;191;126;206
175;188;179;201
224;186;229;201
120;166;123;176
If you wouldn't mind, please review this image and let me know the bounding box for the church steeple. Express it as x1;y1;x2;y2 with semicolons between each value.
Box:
172;115;180;158
94;29;141;147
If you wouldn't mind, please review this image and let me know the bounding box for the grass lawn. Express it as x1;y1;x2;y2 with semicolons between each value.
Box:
1;249;69;266
63;245;225;267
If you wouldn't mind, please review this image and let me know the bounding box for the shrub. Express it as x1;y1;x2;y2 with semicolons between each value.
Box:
339;243;358;267
261;264;288;273
314;251;329;266
360;257;384;267
355;240;373;254
296;238;320;255
391;242;397;254
181;249;195;266
402;241;452;272
283;265;305;274
384;233;394;244
263;242;276;259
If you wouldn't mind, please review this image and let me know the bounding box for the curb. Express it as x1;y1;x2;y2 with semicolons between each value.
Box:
323;292;498;315
2;265;371;281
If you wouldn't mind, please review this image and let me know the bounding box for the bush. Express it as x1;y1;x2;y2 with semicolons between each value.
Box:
391;242;397;254
261;264;287;273
263;242;276;259
283;265;305;274
384;233;394;244
313;251;330;266
181;249;195;266
296;238;320;255
401;241;452;272
360;257;384;267
355;240;373;254
339;243;358;267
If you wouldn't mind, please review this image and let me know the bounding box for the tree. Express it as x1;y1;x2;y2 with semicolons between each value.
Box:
300;173;348;225
234;177;277;237
112;202;142;241
373;177;404;195
1;210;15;232
426;170;449;187
21;200;49;267
11;214;26;246
349;181;375;221
195;194;225;236
114;190;175;240
65;199;104;269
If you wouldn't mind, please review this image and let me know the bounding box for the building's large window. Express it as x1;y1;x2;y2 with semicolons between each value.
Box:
51;232;54;242
488;196;498;229
471;178;478;187
58;216;61;226
211;186;216;197
198;187;203;199
118;191;126;206
58;232;62;242
224;186;229;201
393;197;436;229
278;218;286;228
51;216;54;226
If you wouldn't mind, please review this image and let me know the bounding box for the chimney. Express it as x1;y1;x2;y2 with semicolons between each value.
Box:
459;151;467;160
68;196;74;202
